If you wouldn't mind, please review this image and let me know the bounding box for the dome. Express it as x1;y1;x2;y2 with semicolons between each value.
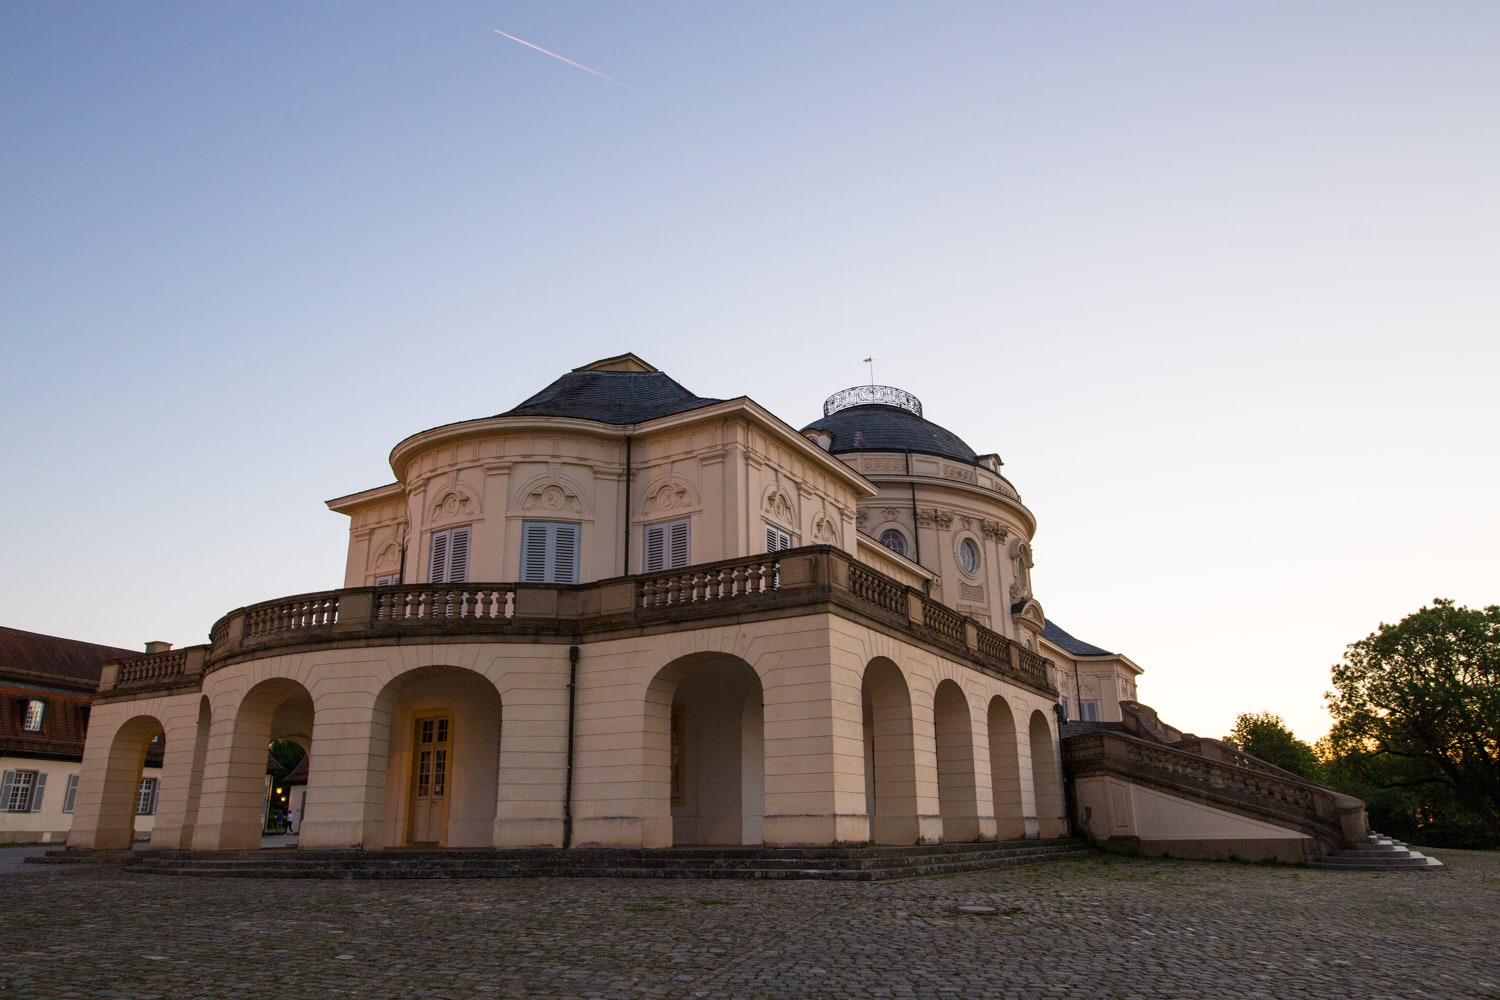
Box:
496;353;722;425
801;386;979;465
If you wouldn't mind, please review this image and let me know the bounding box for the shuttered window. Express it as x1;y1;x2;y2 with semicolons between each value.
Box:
520;521;581;584
1;770;44;812
643;518;691;572
428;526;471;584
62;774;80;813
765;524;793;553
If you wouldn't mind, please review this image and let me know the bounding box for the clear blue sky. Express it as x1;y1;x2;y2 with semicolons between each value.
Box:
4;3;1496;743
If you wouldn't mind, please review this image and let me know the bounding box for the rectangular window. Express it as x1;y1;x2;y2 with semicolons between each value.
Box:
1;770;44;812
520;521;581;584
137;777;159;816
62;774;80;814
22;699;44;732
428;526;471;584
643;518;691;573
373;573;400;586
1059;697;1070;721
764;524;793;553
1079;700;1101;722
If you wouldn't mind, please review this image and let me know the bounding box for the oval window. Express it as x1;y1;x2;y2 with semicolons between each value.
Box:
958;538;980;574
878;529;907;557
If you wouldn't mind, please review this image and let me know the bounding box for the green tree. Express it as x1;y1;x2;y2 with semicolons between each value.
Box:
1223;712;1320;780
1326;599;1500;840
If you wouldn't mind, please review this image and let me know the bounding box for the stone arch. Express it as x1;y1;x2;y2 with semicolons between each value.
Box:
88;714;165;850
194;677;315;850
370;665;503;849
1028;709;1067;838
644;652;765;847
178;696;213;848
933;680;980;842
988;696;1024;839
862;657;918;844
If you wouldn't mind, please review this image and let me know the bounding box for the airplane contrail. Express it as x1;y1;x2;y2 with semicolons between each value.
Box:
493;29;639;92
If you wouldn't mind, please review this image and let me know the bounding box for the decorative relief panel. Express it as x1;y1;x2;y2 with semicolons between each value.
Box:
917;507;954;529
642;479;695;515
372;542;402;572
942;464;979;484
763;484;797;526
862;457;906;473
524;483;582;514
959;582;985;602
811;510;839;545
982;520;1008;541
430;487;478;526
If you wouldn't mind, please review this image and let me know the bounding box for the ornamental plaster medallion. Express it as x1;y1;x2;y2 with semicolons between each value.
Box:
812;511;838;545
524;482;582;513
430;488;477;525
646;482;689;513
763;486;796;525
374;543;401;571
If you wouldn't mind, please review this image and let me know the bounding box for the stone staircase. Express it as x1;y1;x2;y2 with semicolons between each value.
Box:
1307;833;1444;870
70;839;1092;881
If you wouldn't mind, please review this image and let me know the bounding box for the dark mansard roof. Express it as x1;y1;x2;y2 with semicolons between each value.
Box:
1040;620;1114;658
800;404;980;466
497;354;722;426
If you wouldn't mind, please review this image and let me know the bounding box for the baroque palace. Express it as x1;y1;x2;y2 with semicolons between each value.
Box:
67;354;1365;862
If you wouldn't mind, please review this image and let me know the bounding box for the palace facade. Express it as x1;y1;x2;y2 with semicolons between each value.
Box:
67;354;1355;861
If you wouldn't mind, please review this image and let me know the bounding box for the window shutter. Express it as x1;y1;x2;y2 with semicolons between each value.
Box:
521;523;549;582
669;519;690;569
430;531;450;584
0;771;13;812
30;772;46;811
765;524;791;552
63;774;79;814
766;525;778;553
644;522;666;573
448;526;470;584
553;524;579;584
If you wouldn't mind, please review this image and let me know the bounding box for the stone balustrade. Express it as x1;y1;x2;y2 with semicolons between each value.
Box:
100;645;208;692
1063;729;1368;851
98;546;1056;698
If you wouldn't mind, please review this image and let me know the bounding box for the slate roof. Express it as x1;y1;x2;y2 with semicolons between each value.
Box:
497;369;723;426
1040;620;1114;658
800;405;980;465
0;626;138;687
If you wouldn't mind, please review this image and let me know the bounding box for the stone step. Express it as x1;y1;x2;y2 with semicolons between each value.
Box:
123;839;1094;881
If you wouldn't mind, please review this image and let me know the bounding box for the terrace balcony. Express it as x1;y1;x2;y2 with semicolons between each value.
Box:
97;545;1057;700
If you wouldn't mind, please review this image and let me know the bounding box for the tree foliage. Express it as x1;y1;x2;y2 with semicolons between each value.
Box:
1326;599;1500;841
1223;712;1320;780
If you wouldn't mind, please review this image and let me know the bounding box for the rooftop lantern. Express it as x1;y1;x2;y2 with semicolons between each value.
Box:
822;385;923;418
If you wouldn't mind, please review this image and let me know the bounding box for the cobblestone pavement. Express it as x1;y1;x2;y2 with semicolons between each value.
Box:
4;849;1496;999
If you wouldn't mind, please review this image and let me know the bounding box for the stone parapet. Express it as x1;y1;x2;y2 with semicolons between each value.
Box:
96;546;1057;700
1062;729;1367;853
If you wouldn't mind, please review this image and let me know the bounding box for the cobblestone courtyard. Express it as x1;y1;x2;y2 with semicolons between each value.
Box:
4;848;1496;999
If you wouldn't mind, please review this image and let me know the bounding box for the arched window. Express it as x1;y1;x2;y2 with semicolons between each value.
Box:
878;529;907;557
